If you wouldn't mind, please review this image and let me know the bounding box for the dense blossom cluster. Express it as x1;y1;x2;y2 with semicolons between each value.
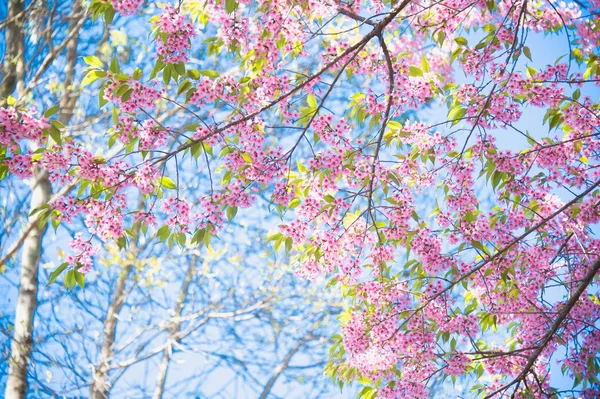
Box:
162;197;192;232
155;6;195;64
0;107;48;150
1;107;49;178
112;0;143;15
4;154;34;179
3;0;600;397
104;79;162;114
65;233;99;273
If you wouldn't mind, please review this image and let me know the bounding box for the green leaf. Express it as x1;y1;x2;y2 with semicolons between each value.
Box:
241;152;253;163
116;235;127;250
491;170;502;190
29;204;50;217
99;84;108;108
455;36;468;46
185;88;197;103
482;23;496;33
163;65;172;85
307;94;317;109
387;120;402;131
159;176;177;189
80;70;106;88
49;126;62;145
226;0;238;13
83;55;103;68
112;106;119;123
150;59;166;80
44;104;60;118
110;55;119;73
226;206;238;221
203;230;211;247
421;55;430;73
177;80;192;95
104;6;115;25
121;88;134;102
175;232;186;247
523;46;532;61
450;48;462;65
191;229;206;246
436;30;446;46
47;262;69;285
174;62;185;76
157;225;171;241
64;270;76;290
408;66;423;77
267;232;283;242
74;271;85;289
472;240;488;255
358;376;372;385
132;67;143;80
51;215;60;232
548;113;562;130
198;69;219;78
114;73;130;82
448;106;467;125
188;69;201;80
51;120;65;129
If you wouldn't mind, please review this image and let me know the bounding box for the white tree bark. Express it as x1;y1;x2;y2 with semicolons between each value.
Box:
152;258;197;399
258;332;315;399
0;0;25;102
4;169;51;399
90;263;134;399
3;1;40;397
4;1;82;397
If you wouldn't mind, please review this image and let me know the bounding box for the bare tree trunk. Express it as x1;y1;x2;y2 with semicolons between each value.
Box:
90;263;134;399
258;333;314;399
0;0;25;101
4;1;82;397
3;1;37;397
152;258;198;399
4;169;51;399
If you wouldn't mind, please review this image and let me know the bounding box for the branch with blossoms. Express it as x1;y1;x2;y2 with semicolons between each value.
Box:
484;256;600;399
3;0;600;397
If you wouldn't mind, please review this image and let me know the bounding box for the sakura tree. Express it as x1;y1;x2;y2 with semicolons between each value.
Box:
2;0;600;397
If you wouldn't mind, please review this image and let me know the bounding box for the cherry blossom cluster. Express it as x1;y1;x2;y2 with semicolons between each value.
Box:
111;0;143;15
162;197;192;233
104;78;163;114
65;233;99;274
1;107;49;178
0;107;48;150
155;5;195;64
